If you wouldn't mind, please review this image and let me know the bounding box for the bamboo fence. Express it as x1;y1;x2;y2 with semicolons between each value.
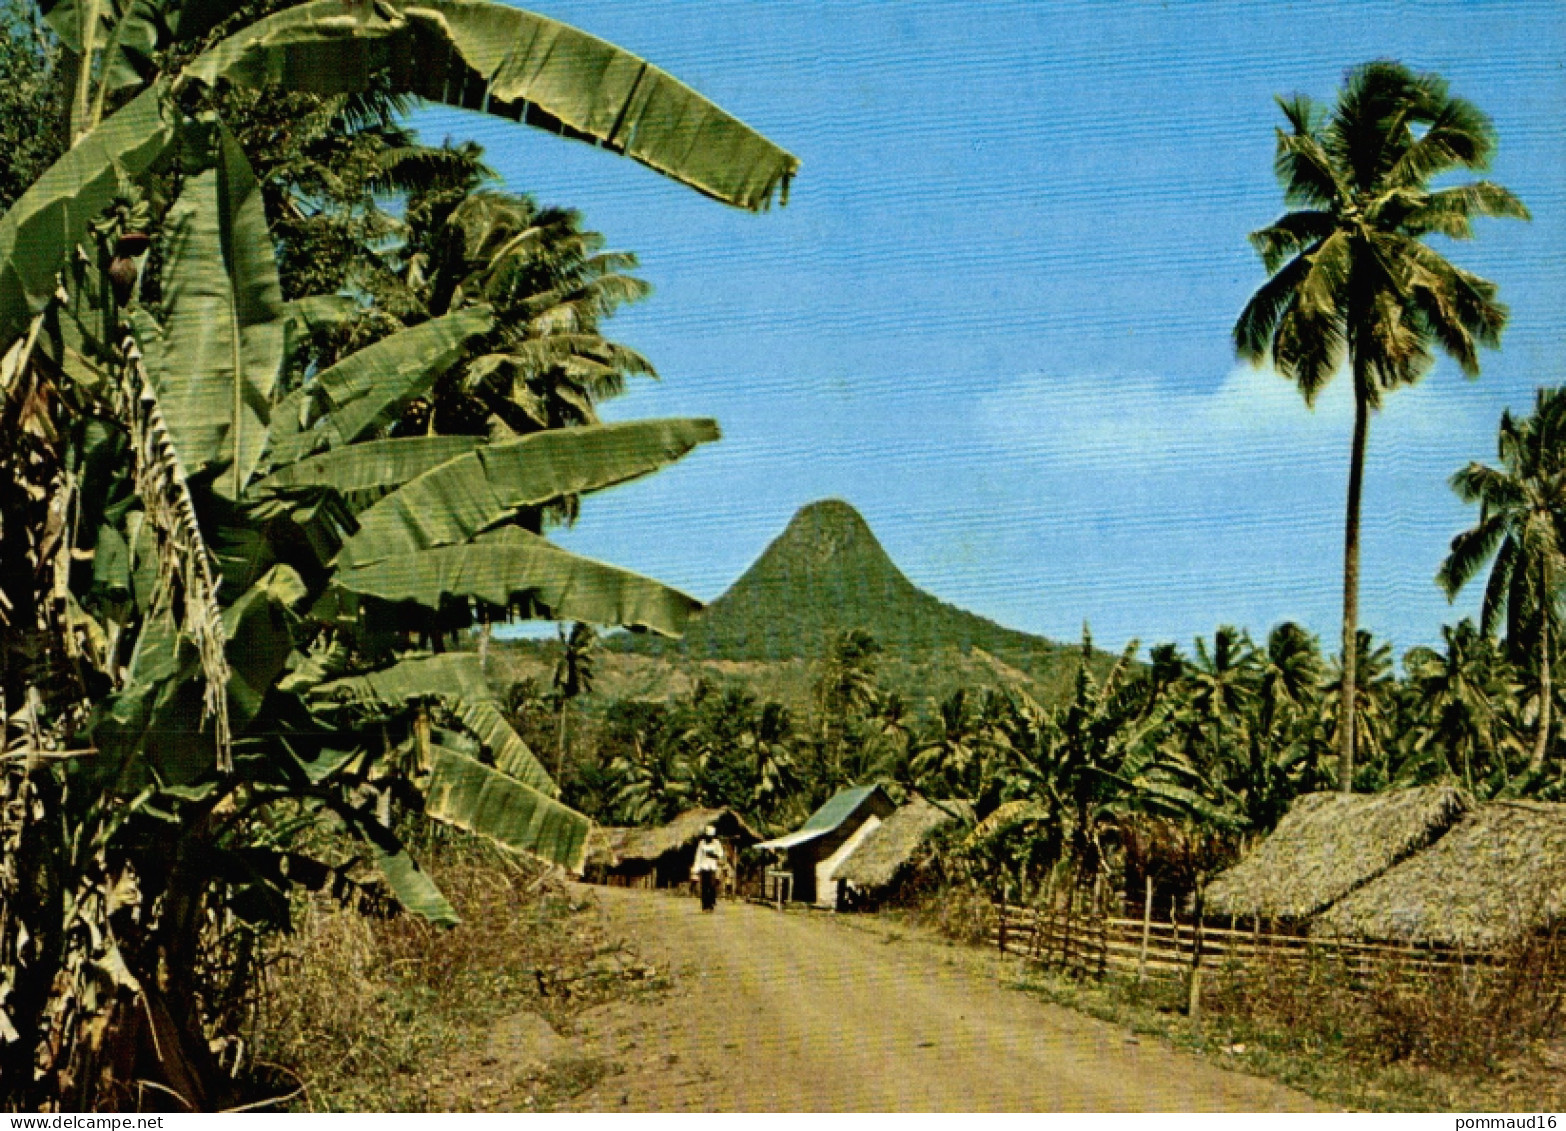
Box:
993;900;1503;991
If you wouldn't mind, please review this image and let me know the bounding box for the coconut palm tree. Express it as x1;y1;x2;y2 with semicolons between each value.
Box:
1234;60;1529;791
1227;622;1327;830
1439;388;1566;781
1400;619;1522;796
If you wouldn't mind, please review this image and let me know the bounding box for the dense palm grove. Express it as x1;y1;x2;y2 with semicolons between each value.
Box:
0;0;1549;1111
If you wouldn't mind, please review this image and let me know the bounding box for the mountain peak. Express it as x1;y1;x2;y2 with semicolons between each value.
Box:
624;498;1067;677
768;499;894;570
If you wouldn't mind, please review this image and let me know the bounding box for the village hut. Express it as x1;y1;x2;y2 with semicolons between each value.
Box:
1312;800;1566;950
755;784;896;908
1204;785;1467;924
832;797;973;908
584;807;761;891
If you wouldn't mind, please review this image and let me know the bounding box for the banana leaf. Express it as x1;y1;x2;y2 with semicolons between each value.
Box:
424;744;590;872
334;524;701;637
182;0;798;211
139;122;283;498
221;565;303;729
256;435;484;497
282;293;358;359
371;844;459;926
454;699;554;796
264;305;492;467
311;651;493;708
330;798;460;925
338;417;718;568
0;82;176;347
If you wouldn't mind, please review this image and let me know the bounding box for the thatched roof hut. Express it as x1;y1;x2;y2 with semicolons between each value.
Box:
1312;800;1566;949
833;797;973;891
1205;785;1467;922
584;807;761;888
618;807;761;862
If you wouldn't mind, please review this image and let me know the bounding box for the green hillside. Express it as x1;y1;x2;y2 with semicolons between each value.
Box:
607;499;1093;701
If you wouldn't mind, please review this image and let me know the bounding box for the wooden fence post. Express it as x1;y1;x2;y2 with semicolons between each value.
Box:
1137;874;1153;986
1187;881;1206;1022
1091;871;1106;979
999;883;1010;955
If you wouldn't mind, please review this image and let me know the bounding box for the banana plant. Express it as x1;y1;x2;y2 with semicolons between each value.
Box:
0;0;796;1108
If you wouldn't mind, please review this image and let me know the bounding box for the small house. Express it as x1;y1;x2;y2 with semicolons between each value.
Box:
1204;785;1467;926
755;784;896;908
584;807;761;891
832;796;972;909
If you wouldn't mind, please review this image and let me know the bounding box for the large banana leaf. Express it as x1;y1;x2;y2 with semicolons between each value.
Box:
256;435;484;497
182;0;798;211
338;417;718;568
424;744;590;872
0;82;176;347
329;797;460;924
334;524;702;637
454;698;554;796
372;844;459;926
311;651;493;708
139;123;283;498
264;306;493;467
221;565;304;729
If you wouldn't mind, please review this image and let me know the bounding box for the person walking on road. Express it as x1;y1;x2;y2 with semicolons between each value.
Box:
692;825;725;912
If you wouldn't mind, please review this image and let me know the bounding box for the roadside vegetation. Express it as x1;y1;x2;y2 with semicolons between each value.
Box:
0;0;793;1110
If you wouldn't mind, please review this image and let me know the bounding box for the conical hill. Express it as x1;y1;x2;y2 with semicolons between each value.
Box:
623;500;1079;692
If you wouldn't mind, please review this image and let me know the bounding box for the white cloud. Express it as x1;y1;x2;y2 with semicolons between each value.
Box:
978;363;1485;472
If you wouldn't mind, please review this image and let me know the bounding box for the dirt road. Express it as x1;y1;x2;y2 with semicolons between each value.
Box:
560;886;1318;1112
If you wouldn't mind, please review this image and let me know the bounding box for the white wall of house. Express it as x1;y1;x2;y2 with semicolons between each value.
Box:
815;815;882;909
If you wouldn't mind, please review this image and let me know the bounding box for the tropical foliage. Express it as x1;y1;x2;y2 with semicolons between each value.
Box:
0;0;796;1109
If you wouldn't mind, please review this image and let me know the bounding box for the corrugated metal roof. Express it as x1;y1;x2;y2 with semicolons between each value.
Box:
756;785;884;851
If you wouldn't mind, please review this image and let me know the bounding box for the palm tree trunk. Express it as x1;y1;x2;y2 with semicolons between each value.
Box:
1530;597;1552;775
1338;380;1370;792
556;703;568;782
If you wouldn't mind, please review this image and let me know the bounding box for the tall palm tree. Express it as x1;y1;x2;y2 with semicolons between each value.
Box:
1439;388;1566;779
1235;61;1529;791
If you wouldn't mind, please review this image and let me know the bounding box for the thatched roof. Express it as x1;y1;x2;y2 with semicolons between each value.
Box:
1312;800;1566;949
833;797;973;889
591;808;761;868
1205;785;1467;921
585;825;633;870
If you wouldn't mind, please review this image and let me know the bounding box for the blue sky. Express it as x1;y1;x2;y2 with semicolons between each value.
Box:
420;0;1566;658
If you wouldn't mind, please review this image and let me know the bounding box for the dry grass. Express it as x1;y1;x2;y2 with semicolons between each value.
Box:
918;875;1566;1111
248;834;658;1111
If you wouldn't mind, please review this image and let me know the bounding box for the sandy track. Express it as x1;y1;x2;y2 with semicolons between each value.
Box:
561;886;1318;1112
